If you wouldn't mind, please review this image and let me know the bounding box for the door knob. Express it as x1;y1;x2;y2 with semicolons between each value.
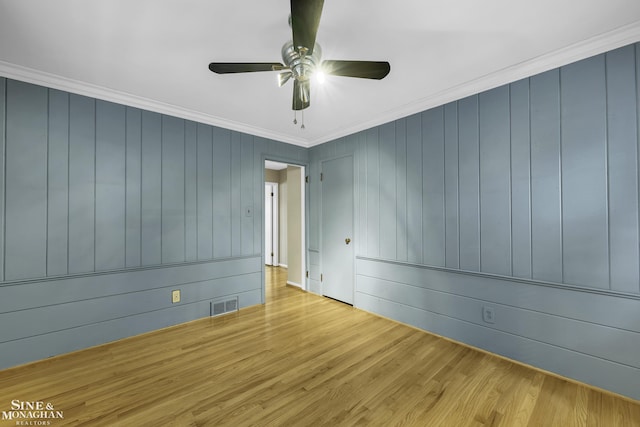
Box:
345;238;351;245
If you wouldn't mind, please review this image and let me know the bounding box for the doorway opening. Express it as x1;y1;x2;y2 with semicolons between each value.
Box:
265;160;306;290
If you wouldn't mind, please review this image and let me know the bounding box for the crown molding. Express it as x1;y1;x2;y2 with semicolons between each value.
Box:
0;61;310;148
2;20;639;149
307;21;640;147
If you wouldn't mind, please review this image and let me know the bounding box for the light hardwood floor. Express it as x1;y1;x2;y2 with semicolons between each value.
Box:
1;266;639;426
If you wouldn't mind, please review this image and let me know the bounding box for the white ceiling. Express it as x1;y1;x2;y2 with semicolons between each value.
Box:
265;160;288;171
1;1;640;148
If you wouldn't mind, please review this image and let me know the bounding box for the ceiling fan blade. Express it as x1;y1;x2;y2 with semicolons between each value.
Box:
292;79;310;110
321;60;390;80
208;62;285;74
290;0;324;55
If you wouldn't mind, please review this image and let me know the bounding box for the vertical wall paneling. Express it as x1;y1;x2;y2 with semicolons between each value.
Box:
141;111;162;266
68;94;96;274
457;95;481;271
125;108;142;268
231;132;242;257
637;42;640;294
0;78;5;280
560;55;609;288
395;119;408;262
325;140;337;158
252;138;264;258
3;41;640;401
606;46;640;293
241;134;253;256
356;133;367;255
196;123;213;260
161;116;186;264
406;114;423;263
213;127;232;258
314;47;640;403
316;145;322;254
443;103;459;268
95;100;126;271
0;77;279;372
479;87;512;276
5;80;48;280
314;144;323;252
422;107;446;267
47;90;69;276
184;121;197;261
379;122;396;260
366;128;380;257
340;133;356;156
530;70;563;283
309;146;320;251
510;80;533;279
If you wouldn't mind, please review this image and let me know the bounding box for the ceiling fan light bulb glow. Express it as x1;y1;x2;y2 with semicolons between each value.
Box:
315;70;326;84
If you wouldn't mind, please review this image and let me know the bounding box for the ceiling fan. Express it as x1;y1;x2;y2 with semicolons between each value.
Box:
208;0;390;116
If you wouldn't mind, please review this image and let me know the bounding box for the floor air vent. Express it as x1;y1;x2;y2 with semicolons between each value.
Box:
225;298;238;312
211;296;239;317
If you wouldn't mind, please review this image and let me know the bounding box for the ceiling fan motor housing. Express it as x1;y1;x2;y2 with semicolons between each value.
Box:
281;40;322;82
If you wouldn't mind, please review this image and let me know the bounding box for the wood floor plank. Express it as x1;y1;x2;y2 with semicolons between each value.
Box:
0;266;638;426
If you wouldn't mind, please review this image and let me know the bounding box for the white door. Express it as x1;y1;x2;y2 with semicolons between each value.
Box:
265;183;278;266
321;156;354;304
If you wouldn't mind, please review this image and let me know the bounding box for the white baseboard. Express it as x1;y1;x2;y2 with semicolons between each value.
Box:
286;281;302;289
279;264;288;268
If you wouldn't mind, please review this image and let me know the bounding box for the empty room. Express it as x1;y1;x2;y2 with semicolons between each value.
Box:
1;1;640;425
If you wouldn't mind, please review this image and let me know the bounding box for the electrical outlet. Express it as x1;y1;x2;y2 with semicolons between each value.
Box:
172;290;181;304
482;306;495;324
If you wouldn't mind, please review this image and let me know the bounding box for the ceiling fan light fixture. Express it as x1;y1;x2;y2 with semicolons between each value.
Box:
281;40;322;82
278;72;293;87
301;82;310;102
208;0;390;114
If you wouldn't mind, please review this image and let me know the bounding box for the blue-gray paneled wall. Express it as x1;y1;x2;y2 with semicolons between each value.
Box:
309;43;640;400
0;77;307;369
2;41;640;401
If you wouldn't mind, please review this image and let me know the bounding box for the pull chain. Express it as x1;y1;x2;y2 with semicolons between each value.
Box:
292;110;305;130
